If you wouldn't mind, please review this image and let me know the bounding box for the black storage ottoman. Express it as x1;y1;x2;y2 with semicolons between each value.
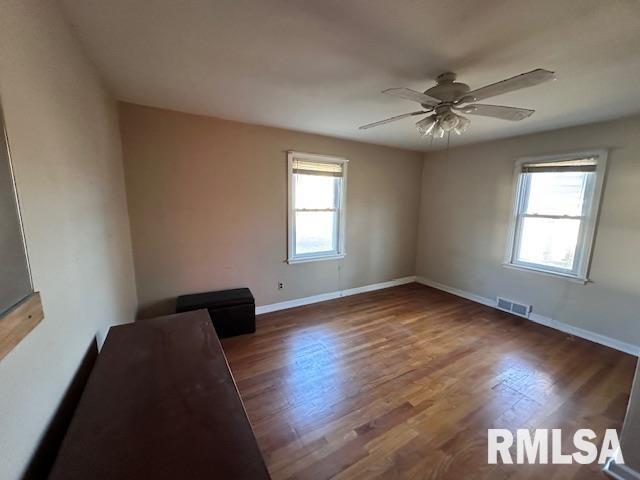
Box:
176;288;256;339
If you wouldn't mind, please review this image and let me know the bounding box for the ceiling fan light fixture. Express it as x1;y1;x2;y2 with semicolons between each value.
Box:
439;112;460;131
453;115;470;135
360;68;554;139
415;115;436;137
416;111;469;138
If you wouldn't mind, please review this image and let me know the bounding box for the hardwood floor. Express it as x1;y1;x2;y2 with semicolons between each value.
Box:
222;283;636;479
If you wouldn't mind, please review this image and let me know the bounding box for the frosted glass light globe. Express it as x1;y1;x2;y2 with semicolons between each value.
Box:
439;112;459;131
415;115;436;137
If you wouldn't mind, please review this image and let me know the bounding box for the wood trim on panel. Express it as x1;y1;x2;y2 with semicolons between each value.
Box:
0;292;43;362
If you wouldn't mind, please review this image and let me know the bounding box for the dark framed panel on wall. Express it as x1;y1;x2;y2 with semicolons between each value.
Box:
0;105;43;361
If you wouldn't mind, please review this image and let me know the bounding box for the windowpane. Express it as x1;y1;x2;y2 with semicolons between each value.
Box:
294;174;337;210
295;211;336;254
0;114;32;313
524;171;590;216
516;217;581;271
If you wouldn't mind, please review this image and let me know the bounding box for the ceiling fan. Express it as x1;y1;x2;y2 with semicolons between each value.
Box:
359;69;556;138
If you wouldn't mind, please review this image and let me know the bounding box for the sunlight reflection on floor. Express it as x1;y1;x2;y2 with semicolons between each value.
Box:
283;327;344;426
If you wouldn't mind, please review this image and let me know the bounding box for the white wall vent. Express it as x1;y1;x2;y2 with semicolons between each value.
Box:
496;296;532;318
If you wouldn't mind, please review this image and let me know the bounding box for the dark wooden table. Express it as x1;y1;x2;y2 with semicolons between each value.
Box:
49;309;270;479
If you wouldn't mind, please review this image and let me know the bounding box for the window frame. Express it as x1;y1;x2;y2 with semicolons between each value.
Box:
0;103;44;363
287;151;348;264
504;150;608;283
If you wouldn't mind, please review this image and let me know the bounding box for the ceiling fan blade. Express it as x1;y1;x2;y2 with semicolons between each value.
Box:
382;88;440;106
458;104;534;121
464;69;556;102
359;110;430;130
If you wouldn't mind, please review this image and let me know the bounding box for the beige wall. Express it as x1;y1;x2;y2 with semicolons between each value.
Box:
0;2;137;478
119;103;423;317
416;115;640;347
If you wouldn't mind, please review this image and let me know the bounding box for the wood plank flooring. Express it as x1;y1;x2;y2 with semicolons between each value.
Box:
222;283;636;479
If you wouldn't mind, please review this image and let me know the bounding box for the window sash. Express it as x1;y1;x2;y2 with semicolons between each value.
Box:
519;213;583;220
293;212;340;257
292;180;341;257
512;172;593;275
512;215;584;275
294;208;338;214
506;151;606;280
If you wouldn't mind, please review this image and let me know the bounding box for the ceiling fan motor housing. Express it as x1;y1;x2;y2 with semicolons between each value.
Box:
423;72;471;104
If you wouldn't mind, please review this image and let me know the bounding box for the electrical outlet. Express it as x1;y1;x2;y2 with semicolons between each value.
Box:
278;282;284;290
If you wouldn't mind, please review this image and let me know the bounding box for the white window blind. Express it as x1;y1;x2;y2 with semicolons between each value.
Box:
292;159;344;177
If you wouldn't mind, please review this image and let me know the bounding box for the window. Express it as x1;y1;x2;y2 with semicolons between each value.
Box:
287;151;347;264
0;115;32;312
0;104;43;362
505;151;607;281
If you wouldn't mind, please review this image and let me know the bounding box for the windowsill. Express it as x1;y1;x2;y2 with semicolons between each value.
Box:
502;263;589;284
287;253;345;265
0;292;44;362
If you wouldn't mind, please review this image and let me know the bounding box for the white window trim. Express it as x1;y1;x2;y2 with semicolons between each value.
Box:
287;151;348;264
504;149;608;283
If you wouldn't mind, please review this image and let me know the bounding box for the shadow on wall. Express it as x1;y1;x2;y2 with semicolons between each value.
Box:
136;298;177;320
22;340;98;480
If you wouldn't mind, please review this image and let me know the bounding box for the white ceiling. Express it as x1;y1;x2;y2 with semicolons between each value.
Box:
59;0;640;151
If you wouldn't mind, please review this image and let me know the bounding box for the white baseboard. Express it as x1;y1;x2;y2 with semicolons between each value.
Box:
255;276;416;315
415;276;640;357
604;458;640;480
416;277;496;309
